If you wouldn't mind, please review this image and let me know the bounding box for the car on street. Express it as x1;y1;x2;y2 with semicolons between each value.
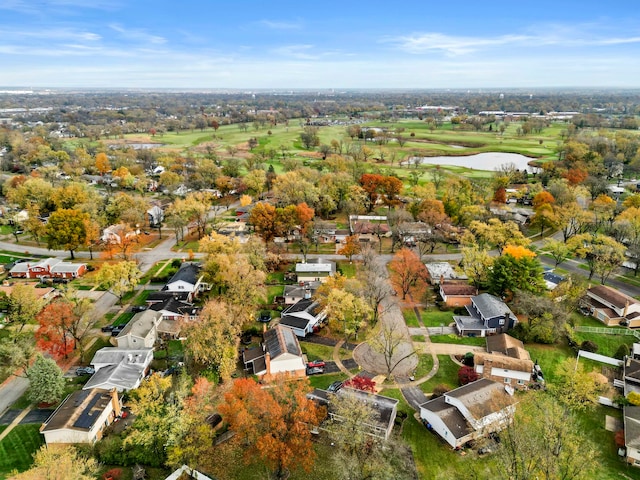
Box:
306;367;324;375
327;380;343;393
131;306;147;312
101;324;116;332
76;366;95;376
307;360;326;368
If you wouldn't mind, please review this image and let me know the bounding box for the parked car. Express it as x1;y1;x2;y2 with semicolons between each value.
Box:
327;381;343;393
131;306;147;312
75;366;95;376
111;325;125;336
101;324;116;332
52;278;69;284
306;367;324;375
307;360;326;368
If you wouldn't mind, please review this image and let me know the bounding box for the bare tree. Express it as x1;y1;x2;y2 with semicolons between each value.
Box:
369;321;416;378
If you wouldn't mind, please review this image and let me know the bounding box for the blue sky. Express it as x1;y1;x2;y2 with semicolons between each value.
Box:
1;0;640;89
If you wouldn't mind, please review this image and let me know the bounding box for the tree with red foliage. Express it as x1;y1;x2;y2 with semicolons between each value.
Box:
359;173;384;212
219;376;325;479
343;375;376;393
493;186;507;204
458;366;479;385
35;301;76;359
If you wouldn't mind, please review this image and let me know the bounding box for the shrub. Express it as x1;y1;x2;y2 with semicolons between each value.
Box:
462;352;475;367
628;391;640;406
171;259;182;268
432;384;451;398
458;366;479;386
615;343;631;360
103;468;122;480
580;340;598;353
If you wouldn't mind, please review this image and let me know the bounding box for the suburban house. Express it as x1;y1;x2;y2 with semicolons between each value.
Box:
425;262;466;285
453;293;518;337
283;281;320;305
474;334;535;389
295;258;336;283
242;325;306;381
149;296;199;322
85;348;154;392
624;406;640;467
621;357;640;397
543;271;565;290
419;378;516;449
9;258;87;279
165;466;214;480
585;285;640;327
40;388;122;444
116;310;162;349
279;298;327;337
146;205;164;227
146;291;190;304
0;284;57;303
349;215;390;243
163;262;206;302
439;282;477;308
101;224;138;245
307;387;399;441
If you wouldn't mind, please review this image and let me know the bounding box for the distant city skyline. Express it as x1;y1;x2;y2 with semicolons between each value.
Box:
1;0;640;89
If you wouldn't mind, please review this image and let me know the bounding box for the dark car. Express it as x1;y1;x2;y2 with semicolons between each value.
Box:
307;360;326;368
306;367;324;375
131;306;147;312
75;366;95;376
101;324;116;332
52;278;69;284
111;325;125;336
327;381;343;393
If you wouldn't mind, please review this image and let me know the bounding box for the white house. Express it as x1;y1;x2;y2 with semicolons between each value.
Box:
85;348;154;392
101;224;138;245
163;262;205;302
242;325;306;381
116;310;162;349
295;258;336;283
40;389;122;444
279;298;327;337
419;379;516;449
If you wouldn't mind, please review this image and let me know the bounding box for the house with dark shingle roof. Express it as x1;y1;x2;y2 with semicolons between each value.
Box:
279;298;327;337
419;378;516;448
453;293;517;337
242;325;306;381
40;389;122;445
474;334;535;389
162;262;206;302
586;285;640;327
624;406;640;466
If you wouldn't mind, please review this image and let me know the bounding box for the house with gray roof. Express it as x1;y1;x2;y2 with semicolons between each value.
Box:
453;293;517;337
242;325;306;381
163;262;206;301
85;348;153;392
295;258;336;283
116;310;162;349
307;387;399;441
419;378;516;448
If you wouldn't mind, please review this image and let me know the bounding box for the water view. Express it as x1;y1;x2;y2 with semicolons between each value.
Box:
406;152;540;173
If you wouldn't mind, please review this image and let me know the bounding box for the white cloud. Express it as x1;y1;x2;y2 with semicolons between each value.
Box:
258;19;302;30
108;23;166;45
271;44;318;60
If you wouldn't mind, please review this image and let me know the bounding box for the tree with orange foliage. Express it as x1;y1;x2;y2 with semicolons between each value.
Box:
493;186;507;204
532;190;555;209
501;244;536;260
563;167;588;186
219;377;325;479
338;235;361;262
249;202;277;242
295;202;314;234
389;248;428;299
95;152;111;175
35;301;76;359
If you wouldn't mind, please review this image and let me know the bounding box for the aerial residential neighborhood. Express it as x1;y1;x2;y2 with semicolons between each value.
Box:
1;2;640;480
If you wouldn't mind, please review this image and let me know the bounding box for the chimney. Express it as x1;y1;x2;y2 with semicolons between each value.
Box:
265;351;271;377
624;300;630;319
110;388;121;417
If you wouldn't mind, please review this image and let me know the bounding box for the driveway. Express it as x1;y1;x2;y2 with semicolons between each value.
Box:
401;386;430;410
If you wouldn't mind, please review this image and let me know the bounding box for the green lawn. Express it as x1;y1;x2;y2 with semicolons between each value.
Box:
412;335;426;342
336;261;356;278
413;353;435;378
307;372;349;390
132;289;151;306
403;308;420;328
300;342;352;362
420;355;461;393
113;312;134;326
429;334;486;346
266;285;283;304
420;309;455;328
0;424;44;479
572;330;636;358
524;342;574;384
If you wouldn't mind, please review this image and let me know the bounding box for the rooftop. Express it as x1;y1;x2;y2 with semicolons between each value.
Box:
41;389;112;432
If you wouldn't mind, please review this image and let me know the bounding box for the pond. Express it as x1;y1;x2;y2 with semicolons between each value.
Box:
405;152;540;173
109;143;165;150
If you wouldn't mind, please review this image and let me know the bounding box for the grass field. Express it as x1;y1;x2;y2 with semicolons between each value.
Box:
419;355;461;393
420;309;455;328
0;424;44;479
403;308;420;328
429;334;486;346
